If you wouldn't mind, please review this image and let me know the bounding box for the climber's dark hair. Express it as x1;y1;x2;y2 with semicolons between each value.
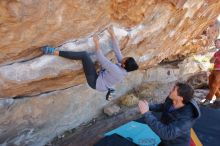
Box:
124;57;139;72
176;82;194;104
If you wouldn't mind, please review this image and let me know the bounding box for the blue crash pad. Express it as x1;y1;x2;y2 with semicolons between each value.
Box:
105;121;161;146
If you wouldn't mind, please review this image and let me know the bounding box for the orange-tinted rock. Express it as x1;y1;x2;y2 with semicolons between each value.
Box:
0;0;110;65
1;1;220;145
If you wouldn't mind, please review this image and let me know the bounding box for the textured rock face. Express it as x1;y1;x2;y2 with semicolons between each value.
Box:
1;0;220;145
0;71;143;146
0;0;110;65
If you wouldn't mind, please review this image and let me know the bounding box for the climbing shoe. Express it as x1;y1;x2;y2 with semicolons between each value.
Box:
106;88;115;101
42;45;55;55
201;99;211;106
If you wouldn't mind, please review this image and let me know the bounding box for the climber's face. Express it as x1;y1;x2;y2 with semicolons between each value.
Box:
169;85;183;103
215;40;220;49
121;57;129;68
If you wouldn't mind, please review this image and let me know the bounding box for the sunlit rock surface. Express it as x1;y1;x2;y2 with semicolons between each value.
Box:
0;0;220;145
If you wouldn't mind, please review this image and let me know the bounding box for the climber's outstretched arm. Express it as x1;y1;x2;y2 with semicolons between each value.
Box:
93;35;119;73
107;26;123;63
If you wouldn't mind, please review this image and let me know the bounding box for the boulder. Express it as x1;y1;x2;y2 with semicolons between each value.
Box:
104;104;121;116
1;0;220;145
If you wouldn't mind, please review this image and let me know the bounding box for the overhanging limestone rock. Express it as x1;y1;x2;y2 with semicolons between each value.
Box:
0;1;220;99
0;0;220;65
0;0;220;145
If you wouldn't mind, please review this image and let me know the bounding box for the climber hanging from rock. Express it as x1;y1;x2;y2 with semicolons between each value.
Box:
42;26;139;101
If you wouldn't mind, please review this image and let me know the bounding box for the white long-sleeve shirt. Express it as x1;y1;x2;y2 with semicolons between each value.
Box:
95;38;127;91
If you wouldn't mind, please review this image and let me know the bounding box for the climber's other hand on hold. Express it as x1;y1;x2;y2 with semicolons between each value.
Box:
107;25;114;36
93;35;100;51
